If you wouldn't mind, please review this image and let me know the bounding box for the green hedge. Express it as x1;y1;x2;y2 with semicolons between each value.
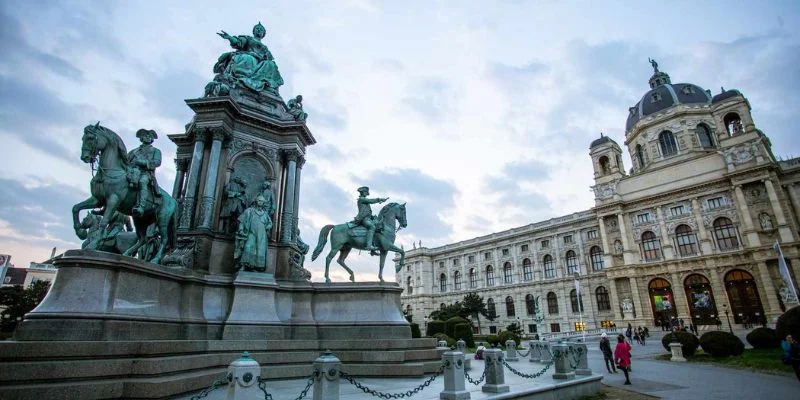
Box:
410;323;421;339
426;320;446;337
444;317;470;338
661;331;700;356
453;323;475;348
433;333;456;347
776;306;800;341
700;331;745;357
746;327;778;349
498;330;521;346
486;334;501;347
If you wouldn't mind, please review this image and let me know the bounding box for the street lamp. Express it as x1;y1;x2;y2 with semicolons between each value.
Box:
423;315;429;336
722;304;733;333
573;272;586;342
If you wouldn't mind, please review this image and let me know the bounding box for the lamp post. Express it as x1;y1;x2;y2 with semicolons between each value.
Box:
423;315;429;336
722;304;733;334
573;272;586;342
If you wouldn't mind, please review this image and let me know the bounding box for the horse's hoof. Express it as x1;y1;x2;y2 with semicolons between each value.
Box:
325;278;331;283
349;274;355;282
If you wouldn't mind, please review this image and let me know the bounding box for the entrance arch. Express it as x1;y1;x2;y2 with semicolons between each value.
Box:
649;278;677;326
684;274;718;325
724;269;765;325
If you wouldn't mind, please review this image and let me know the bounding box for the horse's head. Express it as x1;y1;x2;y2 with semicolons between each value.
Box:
81;122;104;164
397;202;407;228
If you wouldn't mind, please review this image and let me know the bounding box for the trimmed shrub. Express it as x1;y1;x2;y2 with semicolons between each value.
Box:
498;330;521;346
486;334;501;347
776;305;800;341
426;320;446;337
433;333;455;347
700;331;745;357
661;331;700;357
453;323;475;348
444;316;470;338
746;327;778;349
410;323;421;339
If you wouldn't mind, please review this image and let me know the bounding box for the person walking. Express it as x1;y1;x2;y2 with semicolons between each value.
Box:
614;334;632;385
600;333;616;374
638;327;646;345
781;335;800;381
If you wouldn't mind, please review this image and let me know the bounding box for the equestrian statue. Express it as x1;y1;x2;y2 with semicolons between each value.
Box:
71;123;178;264
311;186;407;283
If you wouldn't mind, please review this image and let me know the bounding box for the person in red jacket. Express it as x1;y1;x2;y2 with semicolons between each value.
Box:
614;334;632;385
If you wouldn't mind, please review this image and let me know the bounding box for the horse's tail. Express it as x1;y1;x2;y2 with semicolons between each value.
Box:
168;203;178;249
311;225;334;261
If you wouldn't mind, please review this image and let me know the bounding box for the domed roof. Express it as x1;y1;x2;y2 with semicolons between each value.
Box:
626;62;712;131
712;88;742;103
590;134;617;149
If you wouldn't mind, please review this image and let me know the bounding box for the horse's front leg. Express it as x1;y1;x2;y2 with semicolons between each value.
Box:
336;247;354;282
383;243;406;272
72;197;100;235
378;251;387;282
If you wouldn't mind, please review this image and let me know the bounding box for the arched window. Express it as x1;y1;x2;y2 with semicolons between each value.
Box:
453;271;461;290
599;156;610;174
439;273;447;292
522;258;533;281
487;298;496;319
713;217;739;250
590;246;604;271
544;255;555;278
485;265;495;286
406;276;413;294
596;286;611;311
570;289;584;313
659;130;678;157
724;112;743;136
675;224;698;257
505;296;515;317
469;268;477;288
636;144;645;169
697;124;715;149
547;292;559;314
440;303;446;310
566;250;578;275
525;294;536;315
641;231;661;261
503;262;513;284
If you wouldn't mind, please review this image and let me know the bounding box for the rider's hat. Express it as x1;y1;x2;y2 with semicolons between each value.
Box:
136;128;158;139
357;186;370;194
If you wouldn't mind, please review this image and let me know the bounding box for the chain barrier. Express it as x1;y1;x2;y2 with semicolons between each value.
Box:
568;347;583;370
257;379;274;400
464;368;486;386
256;370;317;400
339;363;445;399
190;374;231;400
516;347;531;357
502;360;553;379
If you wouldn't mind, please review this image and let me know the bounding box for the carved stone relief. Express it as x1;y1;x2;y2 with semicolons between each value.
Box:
592;179;620;200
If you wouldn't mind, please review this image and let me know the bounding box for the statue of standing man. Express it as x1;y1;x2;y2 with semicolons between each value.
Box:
235;196;273;272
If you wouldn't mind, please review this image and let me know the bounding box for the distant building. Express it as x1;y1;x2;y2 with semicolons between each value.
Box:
398;64;800;335
24;263;57;287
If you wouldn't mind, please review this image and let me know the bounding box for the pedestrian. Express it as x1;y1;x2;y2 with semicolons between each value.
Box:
626;324;633;343
679;318;685;329
614;334;632;385
715;317;722;331
781;335;800;381
600;332;616;374
633;330;640;345
643;326;649;338
638;327;646;345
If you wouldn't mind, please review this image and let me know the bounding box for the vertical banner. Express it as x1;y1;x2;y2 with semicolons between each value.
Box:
774;241;798;303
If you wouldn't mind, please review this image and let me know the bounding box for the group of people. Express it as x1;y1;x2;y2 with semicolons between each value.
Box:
600;332;633;385
625;324;649;345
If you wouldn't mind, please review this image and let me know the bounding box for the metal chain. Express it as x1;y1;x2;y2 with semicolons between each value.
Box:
464;368;486;385
190;374;231;400
339;363;445;399
516;348;531;357
257;380;274;400
502;360;553;379
256;370;317;400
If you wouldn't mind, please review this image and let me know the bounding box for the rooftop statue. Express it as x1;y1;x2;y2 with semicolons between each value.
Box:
72;123;178;264
206;22;284;97
311;187;407;283
287;95;308;122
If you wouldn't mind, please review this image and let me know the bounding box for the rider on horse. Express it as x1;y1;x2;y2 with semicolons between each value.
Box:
127;129;162;216
351;186;388;253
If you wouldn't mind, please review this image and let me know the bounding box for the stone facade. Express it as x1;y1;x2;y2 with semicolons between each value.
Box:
398;67;800;334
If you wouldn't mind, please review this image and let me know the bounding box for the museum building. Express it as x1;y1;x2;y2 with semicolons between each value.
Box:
397;64;800;335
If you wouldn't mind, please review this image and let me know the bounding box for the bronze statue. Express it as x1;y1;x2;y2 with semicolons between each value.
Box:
235;195;272;272
127;129;162;217
351;186;388;253
220;176;247;233
287;95;307;122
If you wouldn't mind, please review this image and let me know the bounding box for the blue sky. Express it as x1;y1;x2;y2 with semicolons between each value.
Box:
1;0;799;281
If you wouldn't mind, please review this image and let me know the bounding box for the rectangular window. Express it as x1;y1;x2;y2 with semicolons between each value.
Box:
453;259;459;266
636;213;651;223
502;248;509;256
528;324;537;333
574;322;585;332
563;235;573;244
541;240;550;249
550;323;561;333
521;244;529;252
484;252;491;261
587;230;598;239
670;205;685;216
707;197;724;209
438;261;445;268
468;255;475;263
489;326;497;334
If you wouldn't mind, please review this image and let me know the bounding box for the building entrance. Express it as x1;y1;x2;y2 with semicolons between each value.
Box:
684;274;718;325
649;278;677;327
724;269;765;325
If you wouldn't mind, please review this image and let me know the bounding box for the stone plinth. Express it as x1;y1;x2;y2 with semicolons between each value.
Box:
440;351;470;400
481;349;509;393
551;343;576;380
670;342;687;362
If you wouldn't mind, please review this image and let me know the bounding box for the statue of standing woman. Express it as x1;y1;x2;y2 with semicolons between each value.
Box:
235;195;273;272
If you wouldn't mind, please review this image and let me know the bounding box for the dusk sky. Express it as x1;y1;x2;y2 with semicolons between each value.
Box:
1;0;799;281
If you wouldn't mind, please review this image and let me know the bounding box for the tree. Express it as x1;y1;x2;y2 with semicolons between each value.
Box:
505;322;524;336
462;293;494;333
0;280;51;332
429;302;467;321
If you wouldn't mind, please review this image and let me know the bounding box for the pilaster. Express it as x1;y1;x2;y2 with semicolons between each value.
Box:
198;128;228;230
179;129;207;230
692;198;713;254
657;206;674;259
280;149;300;243
734;185;761;246
617;213;636;265
756;261;782;320
764;179;794;242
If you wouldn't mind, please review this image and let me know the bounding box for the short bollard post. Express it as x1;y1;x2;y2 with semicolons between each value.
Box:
539;341;553;363
529;341;540;362
505;340;518;361
551;343;575;380
481;349;510;393
670;342;687;362
226;352;260;399
456;338;471;370
313;351;341;400
573;343;591;375
440;351;470;400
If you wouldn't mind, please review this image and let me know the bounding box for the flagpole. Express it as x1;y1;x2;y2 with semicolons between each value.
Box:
574;272;585;342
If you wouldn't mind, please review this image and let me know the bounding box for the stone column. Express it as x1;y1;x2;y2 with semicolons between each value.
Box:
172;158;188;199
179;130;207;229
440;351;469;400
551;343;575;380
280;149;299;243
313;351;341;400
656;206;674;259
692;198;713;254
607;278;623;320
598;217;614;268
505;340;518;361
756;261;782;320
734;185;760;247
617;213;635;265
292;156;304;241
481;349;509;393
628;277;645;320
670;272;690;320
785;183;800;229
198;129;227;230
764;179;795;242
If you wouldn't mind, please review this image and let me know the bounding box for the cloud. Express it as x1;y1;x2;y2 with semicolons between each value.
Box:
400;77;456;124
146;69;207;122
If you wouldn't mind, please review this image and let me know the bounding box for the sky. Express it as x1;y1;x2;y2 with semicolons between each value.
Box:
1;0;799;282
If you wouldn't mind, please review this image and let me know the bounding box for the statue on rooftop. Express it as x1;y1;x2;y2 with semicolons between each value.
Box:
287;95;308;122
208;22;284;96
